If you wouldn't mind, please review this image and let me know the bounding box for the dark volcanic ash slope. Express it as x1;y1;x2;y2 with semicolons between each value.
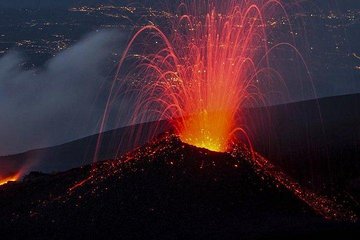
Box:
0;134;358;239
1;93;358;194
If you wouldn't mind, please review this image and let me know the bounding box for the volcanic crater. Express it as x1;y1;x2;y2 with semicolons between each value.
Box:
0;134;358;239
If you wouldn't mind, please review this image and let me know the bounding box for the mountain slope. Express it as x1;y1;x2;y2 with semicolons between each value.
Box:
1;93;358;192
0;134;358;239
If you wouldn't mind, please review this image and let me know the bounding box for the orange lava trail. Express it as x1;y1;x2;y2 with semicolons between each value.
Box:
68;177;93;192
232;146;358;222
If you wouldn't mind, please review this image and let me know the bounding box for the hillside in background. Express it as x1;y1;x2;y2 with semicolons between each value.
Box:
0;93;359;196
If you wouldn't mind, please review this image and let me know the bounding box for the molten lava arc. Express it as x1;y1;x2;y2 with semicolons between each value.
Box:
104;0;295;153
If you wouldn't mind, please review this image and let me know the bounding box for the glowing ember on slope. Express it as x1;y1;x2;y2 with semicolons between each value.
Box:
0;163;35;186
0;173;20;186
99;0;298;153
230;142;358;222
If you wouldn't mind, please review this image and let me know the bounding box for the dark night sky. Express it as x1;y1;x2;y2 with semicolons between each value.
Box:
0;0;359;155
0;0;359;9
0;0;148;8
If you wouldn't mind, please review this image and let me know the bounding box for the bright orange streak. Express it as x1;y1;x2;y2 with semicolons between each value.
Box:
0;173;20;186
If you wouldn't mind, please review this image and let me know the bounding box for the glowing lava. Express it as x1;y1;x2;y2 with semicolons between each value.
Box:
178;111;234;152
101;0;295;153
0;173;20;186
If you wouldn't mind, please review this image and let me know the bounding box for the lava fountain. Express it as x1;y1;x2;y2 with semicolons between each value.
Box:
99;0;299;154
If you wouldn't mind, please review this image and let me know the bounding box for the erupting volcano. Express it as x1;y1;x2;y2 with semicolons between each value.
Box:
99;0;298;153
1;0;359;238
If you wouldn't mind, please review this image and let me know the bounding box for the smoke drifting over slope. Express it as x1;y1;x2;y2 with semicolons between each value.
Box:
0;30;125;155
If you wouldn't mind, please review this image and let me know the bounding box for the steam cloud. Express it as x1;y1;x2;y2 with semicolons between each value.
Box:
0;30;125;155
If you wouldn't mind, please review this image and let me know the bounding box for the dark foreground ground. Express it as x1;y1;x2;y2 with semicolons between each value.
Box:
0;134;359;239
